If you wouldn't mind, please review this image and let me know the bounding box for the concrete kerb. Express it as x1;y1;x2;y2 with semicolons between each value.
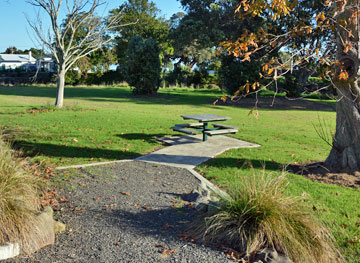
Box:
56;159;132;170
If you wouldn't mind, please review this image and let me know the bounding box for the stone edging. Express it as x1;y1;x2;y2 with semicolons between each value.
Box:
56;160;132;170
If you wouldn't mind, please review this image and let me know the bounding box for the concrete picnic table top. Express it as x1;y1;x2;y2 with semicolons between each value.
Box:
181;114;231;122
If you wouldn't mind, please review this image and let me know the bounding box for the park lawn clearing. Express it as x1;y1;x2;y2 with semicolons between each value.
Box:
0;85;359;261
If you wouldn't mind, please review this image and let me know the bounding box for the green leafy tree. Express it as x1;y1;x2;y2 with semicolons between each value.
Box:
125;36;161;95
172;0;268;88
221;0;360;171
110;0;171;67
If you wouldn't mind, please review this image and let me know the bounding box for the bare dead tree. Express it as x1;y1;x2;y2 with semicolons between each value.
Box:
26;0;125;108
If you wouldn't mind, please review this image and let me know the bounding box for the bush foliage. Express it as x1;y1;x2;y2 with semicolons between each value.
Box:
125;36;161;95
191;172;342;263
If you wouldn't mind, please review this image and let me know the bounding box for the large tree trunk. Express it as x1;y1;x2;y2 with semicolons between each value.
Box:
325;5;360;171
325;85;360;171
55;64;66;108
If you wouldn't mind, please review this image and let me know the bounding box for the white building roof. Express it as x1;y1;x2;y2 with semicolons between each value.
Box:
0;53;36;63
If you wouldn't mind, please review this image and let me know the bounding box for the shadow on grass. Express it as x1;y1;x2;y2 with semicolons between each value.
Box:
12;139;141;160
116;133;167;144
201;157;284;171
0;85;219;107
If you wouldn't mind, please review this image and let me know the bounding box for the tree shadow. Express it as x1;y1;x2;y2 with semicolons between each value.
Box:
116;133;168;144
201;157;284;171
12;139;141;160
0;85;219;107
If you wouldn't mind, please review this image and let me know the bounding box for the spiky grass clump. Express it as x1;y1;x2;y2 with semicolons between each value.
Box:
191;173;343;263
0;138;40;250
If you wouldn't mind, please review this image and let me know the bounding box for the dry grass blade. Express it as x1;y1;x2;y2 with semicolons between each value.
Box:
190;171;343;263
0;137;40;252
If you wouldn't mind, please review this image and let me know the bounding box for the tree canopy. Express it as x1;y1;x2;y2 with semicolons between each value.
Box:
220;0;360;171
109;0;171;66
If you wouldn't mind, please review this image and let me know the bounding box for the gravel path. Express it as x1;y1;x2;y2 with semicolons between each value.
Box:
8;161;233;263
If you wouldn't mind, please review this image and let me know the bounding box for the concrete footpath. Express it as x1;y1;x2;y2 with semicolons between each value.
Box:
136;134;260;169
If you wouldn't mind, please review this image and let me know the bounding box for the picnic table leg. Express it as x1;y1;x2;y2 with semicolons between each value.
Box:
202;122;208;142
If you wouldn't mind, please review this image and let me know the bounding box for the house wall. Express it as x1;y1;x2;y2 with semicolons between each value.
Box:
0;61;36;70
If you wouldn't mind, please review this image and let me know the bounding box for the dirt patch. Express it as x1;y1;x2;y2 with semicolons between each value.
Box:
22;107;97;114
214;96;335;111
287;162;360;188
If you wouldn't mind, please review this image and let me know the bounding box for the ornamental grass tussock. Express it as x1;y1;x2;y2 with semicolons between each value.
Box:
0;137;40;252
190;171;343;263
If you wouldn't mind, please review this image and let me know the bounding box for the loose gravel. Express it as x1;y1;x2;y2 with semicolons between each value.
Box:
7;161;233;263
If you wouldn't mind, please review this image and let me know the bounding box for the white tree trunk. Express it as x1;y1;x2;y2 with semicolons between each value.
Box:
55;65;66;108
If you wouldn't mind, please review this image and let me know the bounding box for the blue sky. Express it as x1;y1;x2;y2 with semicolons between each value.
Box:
0;0;183;52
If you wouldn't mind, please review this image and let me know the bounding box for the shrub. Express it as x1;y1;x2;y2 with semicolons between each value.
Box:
0;138;40;251
218;54;262;95
191;172;342;263
125;36;161;95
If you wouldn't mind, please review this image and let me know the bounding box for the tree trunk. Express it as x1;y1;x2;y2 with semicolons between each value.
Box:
325;84;360;171
325;6;360;171
55;64;66;108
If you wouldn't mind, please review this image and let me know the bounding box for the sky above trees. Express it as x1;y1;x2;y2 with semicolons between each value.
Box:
0;0;182;51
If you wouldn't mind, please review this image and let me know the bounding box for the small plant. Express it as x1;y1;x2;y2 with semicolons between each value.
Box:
0;137;40;251
190;172;343;263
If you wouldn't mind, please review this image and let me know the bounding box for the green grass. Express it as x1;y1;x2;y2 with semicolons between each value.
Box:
0;84;358;261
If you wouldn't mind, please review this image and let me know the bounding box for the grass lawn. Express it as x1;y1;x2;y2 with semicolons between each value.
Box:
0;84;359;261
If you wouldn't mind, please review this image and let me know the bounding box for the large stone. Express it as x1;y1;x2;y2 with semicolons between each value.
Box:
252;249;294;263
23;206;65;254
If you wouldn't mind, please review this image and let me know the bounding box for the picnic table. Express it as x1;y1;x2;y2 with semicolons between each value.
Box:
171;114;238;141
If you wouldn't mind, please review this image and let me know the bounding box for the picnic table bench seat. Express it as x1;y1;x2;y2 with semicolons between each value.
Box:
204;128;238;136
171;125;199;135
173;123;204;128
212;123;238;130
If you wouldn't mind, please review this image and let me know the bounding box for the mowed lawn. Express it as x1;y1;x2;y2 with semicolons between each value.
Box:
0;85;359;261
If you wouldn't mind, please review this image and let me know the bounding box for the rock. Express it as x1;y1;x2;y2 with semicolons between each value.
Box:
252;249;294;263
193;181;222;214
23;206;65;254
0;243;20;260
54;221;66;233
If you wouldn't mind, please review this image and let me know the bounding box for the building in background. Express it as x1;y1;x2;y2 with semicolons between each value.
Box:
37;55;56;73
0;52;36;71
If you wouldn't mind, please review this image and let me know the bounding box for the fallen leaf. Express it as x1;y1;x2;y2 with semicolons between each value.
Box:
142;206;150;210
73;138;78;142
162;223;175;229
120;192;130;196
94;197;101;201
105;204;117;208
60;196;68;203
155;244;165;248
134;203;141;207
163;249;176;255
